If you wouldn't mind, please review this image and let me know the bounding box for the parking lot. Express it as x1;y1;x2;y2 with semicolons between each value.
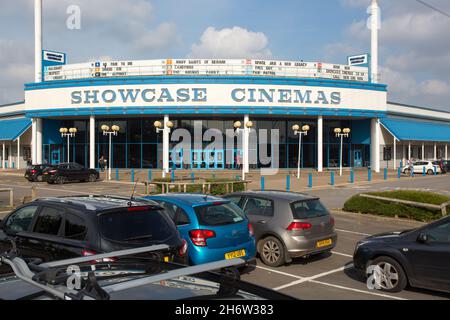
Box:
1;172;449;300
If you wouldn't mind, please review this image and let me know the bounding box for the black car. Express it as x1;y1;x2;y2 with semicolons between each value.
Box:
24;164;55;182
0;195;188;274
353;215;450;293
44;162;99;184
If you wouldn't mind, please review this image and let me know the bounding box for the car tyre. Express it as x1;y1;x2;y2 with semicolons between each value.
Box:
369;256;407;293
404;169;410;175
259;236;285;267
36;175;43;182
427;169;434;175
55;176;66;185
88;174;97;183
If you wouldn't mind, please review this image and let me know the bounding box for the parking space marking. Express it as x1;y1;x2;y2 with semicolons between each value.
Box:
331;251;353;258
255;265;304;280
0;183;100;196
310;280;407;300
335;228;371;236
273;264;353;291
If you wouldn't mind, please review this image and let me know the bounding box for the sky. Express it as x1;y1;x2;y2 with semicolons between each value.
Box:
0;0;450;111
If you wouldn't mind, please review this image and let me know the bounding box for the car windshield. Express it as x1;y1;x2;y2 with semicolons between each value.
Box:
291;199;330;219
99;208;174;243
194;202;245;226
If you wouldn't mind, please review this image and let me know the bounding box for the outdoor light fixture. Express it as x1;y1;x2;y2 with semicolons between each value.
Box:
154;120;174;178
102;124;120;181
335;127;351;177
292;124;310;179
60;127;77;162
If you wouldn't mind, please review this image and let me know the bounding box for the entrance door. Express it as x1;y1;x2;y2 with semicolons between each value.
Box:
51;148;61;165
169;149;183;170
354;150;362;167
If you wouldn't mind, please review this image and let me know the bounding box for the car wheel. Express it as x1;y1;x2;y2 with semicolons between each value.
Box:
404;169;410;175
427;169;434;175
88;174;97;182
259;236;285;267
369;256;407;293
55;176;66;185
36;175;43;182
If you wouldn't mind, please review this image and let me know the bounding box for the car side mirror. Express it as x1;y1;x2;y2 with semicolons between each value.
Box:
417;233;429;243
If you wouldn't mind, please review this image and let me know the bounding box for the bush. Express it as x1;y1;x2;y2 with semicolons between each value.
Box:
369;190;450;205
343;192;445;222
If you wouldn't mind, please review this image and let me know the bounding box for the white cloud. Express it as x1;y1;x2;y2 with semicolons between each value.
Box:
189;26;272;59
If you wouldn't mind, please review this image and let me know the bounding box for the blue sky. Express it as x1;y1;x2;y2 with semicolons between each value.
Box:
1;0;450;111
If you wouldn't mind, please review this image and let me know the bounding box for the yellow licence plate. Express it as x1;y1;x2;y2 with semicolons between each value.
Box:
225;249;246;260
316;239;332;248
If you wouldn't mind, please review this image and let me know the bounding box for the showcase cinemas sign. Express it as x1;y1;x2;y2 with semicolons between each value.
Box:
70;86;342;106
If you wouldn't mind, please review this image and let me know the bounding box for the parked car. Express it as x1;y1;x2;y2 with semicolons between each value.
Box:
24;164;55;182
0;195;187;274
223;191;337;267
402;161;441;175
144;194;256;268
44;162;99;184
353;215;450;293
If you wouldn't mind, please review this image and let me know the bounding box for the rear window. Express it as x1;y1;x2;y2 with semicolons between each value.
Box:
290;200;329;219
194;203;245;226
99;208;174;243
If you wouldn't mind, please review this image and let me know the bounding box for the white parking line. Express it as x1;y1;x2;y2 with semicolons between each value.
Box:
273;264;353;291
310;280;407;300
0;183;99;196
331;251;353;258
255;265;303;280
335;228;371;236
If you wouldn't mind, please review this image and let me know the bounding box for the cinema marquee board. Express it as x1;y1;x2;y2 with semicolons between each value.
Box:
44;59;369;82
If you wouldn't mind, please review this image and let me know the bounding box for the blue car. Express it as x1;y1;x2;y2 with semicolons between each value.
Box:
144;194;256;268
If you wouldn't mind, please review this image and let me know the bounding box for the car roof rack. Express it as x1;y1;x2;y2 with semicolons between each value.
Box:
0;244;266;301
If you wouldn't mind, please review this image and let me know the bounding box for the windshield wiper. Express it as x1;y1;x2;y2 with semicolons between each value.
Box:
123;234;153;241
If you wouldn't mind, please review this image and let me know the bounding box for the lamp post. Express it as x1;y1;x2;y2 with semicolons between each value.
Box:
101;124;120;181
234;120;253;181
154;120;174;178
334;128;351;177
292;124;310;179
60;127;77;163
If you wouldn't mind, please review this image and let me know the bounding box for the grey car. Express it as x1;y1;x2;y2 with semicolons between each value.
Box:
224;191;337;267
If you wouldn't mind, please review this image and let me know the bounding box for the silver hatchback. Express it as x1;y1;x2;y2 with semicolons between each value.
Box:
224;191;337;267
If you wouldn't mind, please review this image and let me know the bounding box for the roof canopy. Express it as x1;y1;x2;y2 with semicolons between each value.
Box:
381;118;450;143
0;118;31;141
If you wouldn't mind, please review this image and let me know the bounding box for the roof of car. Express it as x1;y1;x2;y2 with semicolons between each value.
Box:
227;190;318;202
32;195;158;211
146;193;228;207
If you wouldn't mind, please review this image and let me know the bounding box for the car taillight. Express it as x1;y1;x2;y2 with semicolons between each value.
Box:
189;229;216;247
179;239;188;256
330;216;335;226
30;169;37;174
127;206;150;212
287;222;312;231
82;249;116;263
248;223;254;236
48;170;57;174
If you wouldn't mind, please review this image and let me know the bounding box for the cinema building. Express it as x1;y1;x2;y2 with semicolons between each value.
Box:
1;58;450;174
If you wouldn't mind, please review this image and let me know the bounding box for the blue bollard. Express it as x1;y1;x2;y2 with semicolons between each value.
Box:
116;168;119;181
423;166;426;176
330;172;335;186
384;168;388;180
171;170;175;182
350;169;355;183
286;175;291;191
434;166;437;175
308;173;313;188
148;169;152;181
261;176;265;191
12;162;15;169
368;170;372;182
398;167;401;179
191;172;195;183
131;169;135;182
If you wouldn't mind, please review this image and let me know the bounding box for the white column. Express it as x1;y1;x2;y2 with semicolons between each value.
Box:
31;118;37;164
402;144;406;165
317;116;323;172
422;143;425;160
370;0;379;83
434;142;437;159
2;143;5;169
17;137;20;170
371;118;380;172
393;138;397;169
446;144;448;160
35;0;42;83
9;143;12;168
408;142;411;160
243;115;250;174
89;116;96;169
36;118;43;164
163;115;170;176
